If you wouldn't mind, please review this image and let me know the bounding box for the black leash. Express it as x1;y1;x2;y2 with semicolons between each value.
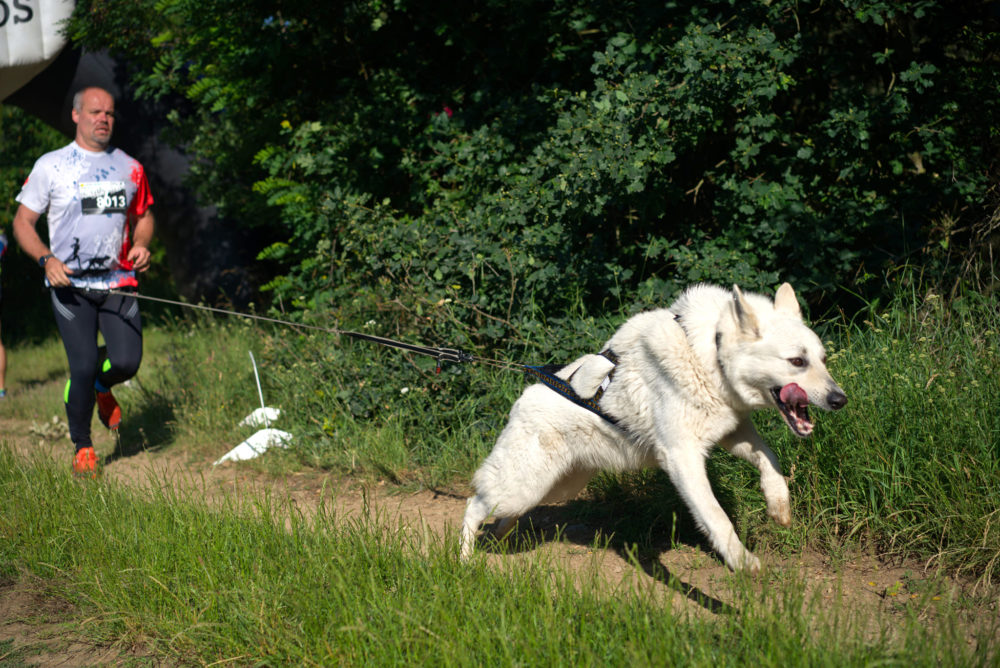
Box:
108;288;620;423
107;289;474;372
338;330;474;370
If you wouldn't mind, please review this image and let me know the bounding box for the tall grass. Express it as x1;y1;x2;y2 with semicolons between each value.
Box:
125;312;523;483
5;278;997;585
220;281;997;583
570;282;1000;584
0;447;992;666
791;285;999;578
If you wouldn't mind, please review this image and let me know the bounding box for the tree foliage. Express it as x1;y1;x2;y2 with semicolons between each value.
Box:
66;0;999;355
0;107;68;342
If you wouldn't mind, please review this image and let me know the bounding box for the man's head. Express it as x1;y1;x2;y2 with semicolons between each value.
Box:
72;87;115;151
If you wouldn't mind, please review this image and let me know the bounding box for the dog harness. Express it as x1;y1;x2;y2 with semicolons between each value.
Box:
522;350;621;426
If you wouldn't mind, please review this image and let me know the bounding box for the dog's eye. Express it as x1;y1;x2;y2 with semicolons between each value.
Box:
789;357;806;368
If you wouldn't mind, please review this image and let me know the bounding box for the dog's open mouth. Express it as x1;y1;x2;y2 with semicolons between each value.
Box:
772;383;814;437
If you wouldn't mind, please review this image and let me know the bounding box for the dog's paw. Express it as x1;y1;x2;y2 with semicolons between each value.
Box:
762;475;792;527
734;551;761;574
721;542;762;573
767;497;792;527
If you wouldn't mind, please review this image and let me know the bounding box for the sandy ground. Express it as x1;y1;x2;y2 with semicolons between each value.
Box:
0;413;995;665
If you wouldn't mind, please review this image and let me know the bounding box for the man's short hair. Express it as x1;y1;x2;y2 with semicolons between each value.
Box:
72;87;114;111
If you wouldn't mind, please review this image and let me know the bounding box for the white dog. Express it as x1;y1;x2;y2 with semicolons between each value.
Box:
461;283;847;571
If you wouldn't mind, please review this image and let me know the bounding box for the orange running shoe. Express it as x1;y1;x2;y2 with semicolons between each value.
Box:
96;390;122;430
72;446;99;478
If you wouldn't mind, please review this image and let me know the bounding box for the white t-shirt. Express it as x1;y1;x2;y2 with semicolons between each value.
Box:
17;141;154;289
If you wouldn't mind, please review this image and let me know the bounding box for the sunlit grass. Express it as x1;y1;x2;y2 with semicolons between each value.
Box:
0;446;993;666
1;278;998;663
5;281;998;585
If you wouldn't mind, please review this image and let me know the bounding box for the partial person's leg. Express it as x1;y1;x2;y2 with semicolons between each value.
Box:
50;288;101;449
0;330;7;397
0;321;7;397
93;291;142;429
96;291;142;388
0;288;6;397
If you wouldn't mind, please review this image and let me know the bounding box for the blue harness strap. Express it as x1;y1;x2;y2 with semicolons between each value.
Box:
522;350;620;426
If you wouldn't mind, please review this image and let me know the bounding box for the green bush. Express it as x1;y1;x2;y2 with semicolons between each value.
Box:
0;107;67;343
66;0;999;355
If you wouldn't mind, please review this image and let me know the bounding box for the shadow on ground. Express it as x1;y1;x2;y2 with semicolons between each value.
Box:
473;471;748;615
103;388;177;464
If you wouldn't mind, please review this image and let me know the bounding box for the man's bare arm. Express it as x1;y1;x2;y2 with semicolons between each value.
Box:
127;209;155;272
12;204;73;287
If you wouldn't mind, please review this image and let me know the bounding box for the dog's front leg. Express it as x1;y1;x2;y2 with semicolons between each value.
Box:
720;422;791;527
660;446;761;573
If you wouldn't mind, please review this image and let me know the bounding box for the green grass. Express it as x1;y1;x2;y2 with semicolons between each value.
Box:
577;283;1000;583
0;638;31;667
0;446;993;666
792;286;1000;578
5;280;998;581
1;280;998;663
2;335;69;422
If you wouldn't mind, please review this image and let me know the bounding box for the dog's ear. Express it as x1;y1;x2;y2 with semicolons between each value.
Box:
731;285;761;340
774;282;802;318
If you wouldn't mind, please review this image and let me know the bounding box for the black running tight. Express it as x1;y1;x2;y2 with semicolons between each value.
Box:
50;288;142;449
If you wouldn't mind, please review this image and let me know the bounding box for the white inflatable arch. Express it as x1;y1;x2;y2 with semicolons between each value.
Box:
2;0;262;307
0;0;75;101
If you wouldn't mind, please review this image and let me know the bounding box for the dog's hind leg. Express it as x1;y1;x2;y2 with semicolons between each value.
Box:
720;422;791;527
540;466;595;505
460;467;587;560
661;445;761;572
461;422;587;559
460;469;579;560
461;495;492;560
488;467;594;543
494;515;519;538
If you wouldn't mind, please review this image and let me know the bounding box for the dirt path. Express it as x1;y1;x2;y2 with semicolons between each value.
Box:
0;414;991;665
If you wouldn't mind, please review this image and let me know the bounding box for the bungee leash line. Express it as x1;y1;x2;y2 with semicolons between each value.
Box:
106;289;480;372
105;288;621;424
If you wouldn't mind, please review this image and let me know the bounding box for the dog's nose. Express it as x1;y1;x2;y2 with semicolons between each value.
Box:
827;391;847;410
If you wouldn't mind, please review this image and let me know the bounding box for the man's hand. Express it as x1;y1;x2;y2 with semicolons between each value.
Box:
43;256;74;288
127;245;152;272
129;209;155;273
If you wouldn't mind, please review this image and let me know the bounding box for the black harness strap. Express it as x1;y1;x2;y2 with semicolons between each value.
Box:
522;350;621;426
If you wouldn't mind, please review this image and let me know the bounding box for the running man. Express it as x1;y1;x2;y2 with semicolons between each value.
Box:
13;86;156;477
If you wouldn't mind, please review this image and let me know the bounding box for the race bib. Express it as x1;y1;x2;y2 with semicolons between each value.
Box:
79;181;128;215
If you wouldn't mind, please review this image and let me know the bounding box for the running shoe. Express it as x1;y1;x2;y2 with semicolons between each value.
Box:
72;446;99;478
96;390;122;430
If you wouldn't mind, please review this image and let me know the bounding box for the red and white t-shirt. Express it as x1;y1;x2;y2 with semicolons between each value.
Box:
17;141;154;289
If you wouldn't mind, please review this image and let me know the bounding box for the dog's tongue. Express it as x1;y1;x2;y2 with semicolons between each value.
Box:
779;383;808;406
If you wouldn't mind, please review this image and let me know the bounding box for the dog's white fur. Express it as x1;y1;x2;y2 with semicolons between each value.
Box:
461;283;847;571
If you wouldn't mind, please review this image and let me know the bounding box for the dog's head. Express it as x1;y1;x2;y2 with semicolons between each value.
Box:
716;283;847;437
